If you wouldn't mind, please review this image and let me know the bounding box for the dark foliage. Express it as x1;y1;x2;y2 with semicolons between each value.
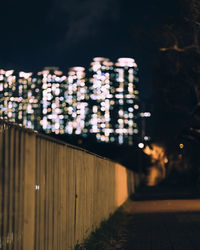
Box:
152;0;200;185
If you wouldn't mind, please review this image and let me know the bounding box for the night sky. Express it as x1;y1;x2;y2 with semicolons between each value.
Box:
0;0;179;98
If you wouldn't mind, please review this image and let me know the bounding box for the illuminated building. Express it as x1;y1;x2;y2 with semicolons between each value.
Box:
0;57;140;145
17;71;40;129
89;57;114;142
0;69;42;129
113;58;139;145
38;67;67;134
88;57;139;145
0;69;17;122
66;67;88;135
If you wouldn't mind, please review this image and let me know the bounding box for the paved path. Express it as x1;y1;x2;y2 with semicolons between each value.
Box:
121;199;200;250
79;185;200;250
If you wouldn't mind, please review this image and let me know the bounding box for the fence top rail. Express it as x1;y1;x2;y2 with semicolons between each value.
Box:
0;118;123;164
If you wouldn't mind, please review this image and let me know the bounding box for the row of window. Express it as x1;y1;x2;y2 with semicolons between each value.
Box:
0;58;139;145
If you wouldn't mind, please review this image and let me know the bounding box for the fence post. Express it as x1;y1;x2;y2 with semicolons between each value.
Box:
23;132;36;250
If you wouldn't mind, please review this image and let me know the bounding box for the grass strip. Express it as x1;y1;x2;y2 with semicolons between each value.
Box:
75;206;130;250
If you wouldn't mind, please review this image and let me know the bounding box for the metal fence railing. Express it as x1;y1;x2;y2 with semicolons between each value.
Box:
0;119;135;250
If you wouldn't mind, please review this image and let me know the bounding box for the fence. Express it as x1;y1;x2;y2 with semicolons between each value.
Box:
0;120;135;250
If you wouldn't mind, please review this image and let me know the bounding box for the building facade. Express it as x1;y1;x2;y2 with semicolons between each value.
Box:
0;57;139;145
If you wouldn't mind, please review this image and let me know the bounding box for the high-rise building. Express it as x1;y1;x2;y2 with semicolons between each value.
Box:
0;69;17;122
113;58;139;145
89;57;114;142
66;67;88;135
38;67;67;134
0;57;140;145
88;57;139;145
17;71;36;129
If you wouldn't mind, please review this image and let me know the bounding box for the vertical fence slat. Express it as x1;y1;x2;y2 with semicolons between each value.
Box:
53;142;58;250
45;142;52;250
57;144;61;250
0;123;4;249
67;147;76;249
23;132;36;250
2;125;9;250
60;145;67;250
8;127;14;250
39;139;46;250
18;130;25;250
35;137;40;250
13;129;19;249
44;141;47;250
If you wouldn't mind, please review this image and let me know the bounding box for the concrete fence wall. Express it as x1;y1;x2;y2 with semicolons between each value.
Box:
0;120;135;250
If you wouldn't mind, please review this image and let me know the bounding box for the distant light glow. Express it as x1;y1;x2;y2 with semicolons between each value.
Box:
140;112;151;117
179;143;184;149
134;104;139;109
138;143;145;149
116;58;135;67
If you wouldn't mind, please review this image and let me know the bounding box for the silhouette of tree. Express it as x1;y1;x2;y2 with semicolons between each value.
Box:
151;0;200;187
153;0;200;142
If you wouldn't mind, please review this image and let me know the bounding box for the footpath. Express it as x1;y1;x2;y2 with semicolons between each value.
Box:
76;186;200;250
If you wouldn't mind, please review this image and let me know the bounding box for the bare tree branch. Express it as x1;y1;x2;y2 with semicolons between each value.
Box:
160;0;200;53
160;44;197;52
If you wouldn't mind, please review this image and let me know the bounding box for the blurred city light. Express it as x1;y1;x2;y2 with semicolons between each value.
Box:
179;143;184;149
0;57;151;145
138;142;145;148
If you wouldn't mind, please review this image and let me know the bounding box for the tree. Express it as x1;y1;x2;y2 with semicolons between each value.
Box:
152;0;200;186
153;0;200;141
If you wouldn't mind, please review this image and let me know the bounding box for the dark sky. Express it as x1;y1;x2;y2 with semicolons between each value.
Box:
0;0;179;98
